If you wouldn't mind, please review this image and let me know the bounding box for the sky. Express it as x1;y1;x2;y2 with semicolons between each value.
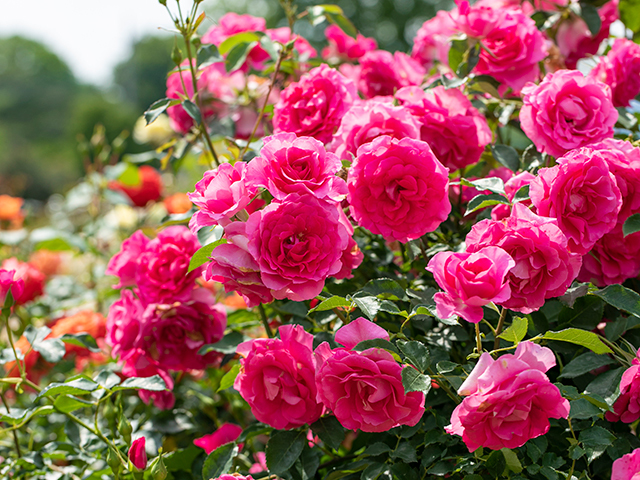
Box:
0;0;182;85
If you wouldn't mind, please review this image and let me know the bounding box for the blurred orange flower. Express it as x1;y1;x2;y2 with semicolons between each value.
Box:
29;250;62;277
164;193;193;214
0;195;24;228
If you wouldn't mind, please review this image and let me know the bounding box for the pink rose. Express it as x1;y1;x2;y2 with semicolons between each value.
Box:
411;10;457;69
188;162;258;233
491;172;536;221
357;50;425;98
272;64;357;144
465;203;582;314
0;269;24;306
446;342;569;451
128;437;147;470
106;230;150;288
396;86;492;172
166;64;197;134
530;147;622;255
247;133;347;201
577;225;640;287
246;193;356;301
427;246;515;323
590;38;640;108
213;476;255;480
106;289;144;360
606;349;640;423
612;448;640;480
194;423;243;454
134;226;202;302
234;324;324;430
1;258;45;306
456;2;547;92
315;317;425;432
555;0;619;69
330;99;421;161
347;135;451;243
322;25;377;61
520;70;616;158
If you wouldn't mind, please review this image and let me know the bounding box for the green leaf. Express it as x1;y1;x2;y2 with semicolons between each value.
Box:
94;370;121;389
542;329;612;354
460;177;506;195
391;442;417;463
144;98;175;125
464;193;510;216
579;3;601;35
352;295;381;320
225;41;258;72
498;317;528;344
328;12;358;39
198;44;223;64
492;144;520;172
436;361;458;374
364;443;391;456
578;426;615;463
569;398;602;420
558;352;616;379
361;462;389;480
470;74;501;98
308;296;350;314
457;43;480;78
623;213;640;237
448;39;467;74
620;0;640;33
112;375;167;392
201;442;238;479
34;337;66;363
116;162;140;186
218;364;240;392
61;333;101;353
38;376;99;399
594;284;640;317
396;340;430;372
486;450;507;478
188;239;227;273
53;395;93;414
311;416;345;451
218;32;262;55
199;331;247;355
401;367;432;395
584;367;623;404
361;278;406;299
353;338;399;354
182;99;201;124
266;430;306;474
260;35;280;61
513;185;530;203
501;448;522;474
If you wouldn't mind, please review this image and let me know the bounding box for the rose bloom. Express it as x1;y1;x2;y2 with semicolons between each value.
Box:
446;342;569;451
234;324;324;430
1;258;45;305
188;161;258;233
330;99;421;161
348;135;451;243
247;133;346;201
530;147;622;255
465;203;581;314
427;246;515;323
357;50;425;98
491;172;537;221
322;25;377;62
520;70;616;158
612;448;640;480
606;349;640;423
194;423;243;454
396;86;492;172
164;193;192;215
315;317;425;432
0;269;24;306
108;165;163;207
272;64;357;144
411;10;457;70
106;231;150;288
590;38;640;108
128;437;147;470
555;0;619;69
245;193;356;301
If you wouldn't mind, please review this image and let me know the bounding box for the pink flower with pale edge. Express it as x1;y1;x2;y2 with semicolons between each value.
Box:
590;38;640;108
128;437;147;470
347;135;451;243
427;246;515;323
330;99;420;161
315;318;425;432
446;342;569;451
411;10;457;70
1;258;44;306
322;25;377;61
273;64;357;144
612;448;640;480
234;324;324;430
396;86;492;172
245;193;354;301
194;423;243;454
520;70;616;158
247;133;346;202
0;269;24;306
465;203;581;314
188;162;258;233
357;50;425;98
530;147;622;255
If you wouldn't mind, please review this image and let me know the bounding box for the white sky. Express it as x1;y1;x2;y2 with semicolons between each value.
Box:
0;0;180;85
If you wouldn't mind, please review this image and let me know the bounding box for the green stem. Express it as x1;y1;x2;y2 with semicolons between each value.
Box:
475;323;483;354
493;307;508;350
0;390;21;458
258;304;274;338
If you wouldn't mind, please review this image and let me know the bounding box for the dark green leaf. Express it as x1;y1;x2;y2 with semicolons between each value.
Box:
311;416;345;451
61;333;100;353
112;375;167;392
266;430;306;474
569;398;602;420
623;213;640;237
557;295;604;330
199;331;247;355
198;44;223;64
364;443;391;456
164;445;202;473
292;447;321;480
486;450;507;478
448;39;467;74
352;295;381;320
309;295;350;314
578;426;615;463
492;144;520;172
513;185;530;203
38;376;98;398
498;317;528;344
584;367;623;403
218;364;240;392
390;442;417;463
182;99;201;124
144;98;174;125
188;239;227;273
594;284;640;317
362;278;406;299
328;13;358;39
361;462;389;480
225;41;258;72
401;367;432;394
202;442;238;479
558;352;616;378
470;74;501;98
396;340;430;372
464;193;510;216
542;328;612;354
579;3;601;35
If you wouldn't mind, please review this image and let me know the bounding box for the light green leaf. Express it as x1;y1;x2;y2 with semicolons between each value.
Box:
498;317;528;344
188;239;227;273
542;328;612;355
218;364;240;392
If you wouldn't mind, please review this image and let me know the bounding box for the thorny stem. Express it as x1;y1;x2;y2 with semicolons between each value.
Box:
258;304;274;338
493;307;508;350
